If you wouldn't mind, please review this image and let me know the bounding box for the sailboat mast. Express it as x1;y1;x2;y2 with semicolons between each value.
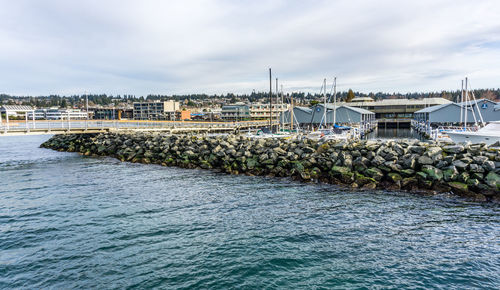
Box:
276;78;279;131
333;77;337;126
269;68;272;130
323;78;327;129
460;79;464;126
281;84;284;131
290;93;294;132
464;77;468;130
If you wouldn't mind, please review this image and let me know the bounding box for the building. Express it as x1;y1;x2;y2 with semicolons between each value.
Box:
281;104;375;127
221;104;250;120
133;101;180;120
413;103;469;124
27;108;88;120
414;99;500;124
91;107;133;120
176;110;191;121
350;96;375;103
339;97;451;119
456;99;499;122
249;103;289;120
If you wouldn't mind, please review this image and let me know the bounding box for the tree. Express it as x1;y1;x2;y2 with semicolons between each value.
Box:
346;89;355;102
310;100;320;107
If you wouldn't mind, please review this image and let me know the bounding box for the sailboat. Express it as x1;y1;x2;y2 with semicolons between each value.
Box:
446;78;500;145
307;77;353;140
247;69;296;139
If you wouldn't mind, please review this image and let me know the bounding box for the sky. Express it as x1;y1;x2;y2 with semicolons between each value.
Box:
1;0;500;96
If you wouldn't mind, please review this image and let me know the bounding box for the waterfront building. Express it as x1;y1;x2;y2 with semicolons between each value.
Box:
413;103;469;124
221;104;250;120
249;103;289;120
456;99;500;122
133;101;180;120
281;104;375;127
27;108;88;120
91;107;133;120
176;110;191;121
414;99;500;124
339;97;451;119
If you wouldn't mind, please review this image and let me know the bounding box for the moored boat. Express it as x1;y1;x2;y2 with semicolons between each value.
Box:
447;121;500;145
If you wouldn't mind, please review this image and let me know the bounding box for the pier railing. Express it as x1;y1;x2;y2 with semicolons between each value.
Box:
411;120;479;140
0;119;275;135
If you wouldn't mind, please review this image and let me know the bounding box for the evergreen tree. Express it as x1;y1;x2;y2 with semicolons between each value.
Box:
346;89;355;102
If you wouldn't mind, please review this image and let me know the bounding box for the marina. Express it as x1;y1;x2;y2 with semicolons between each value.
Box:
2;1;500;288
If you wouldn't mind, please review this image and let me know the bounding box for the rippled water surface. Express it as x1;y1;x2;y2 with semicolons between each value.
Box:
1;135;499;289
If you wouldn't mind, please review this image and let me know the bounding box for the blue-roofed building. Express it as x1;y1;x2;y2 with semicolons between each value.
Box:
280;104;375;127
456;99;499;122
414;99;500;124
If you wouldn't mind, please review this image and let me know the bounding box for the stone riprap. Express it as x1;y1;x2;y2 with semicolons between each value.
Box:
41;132;500;202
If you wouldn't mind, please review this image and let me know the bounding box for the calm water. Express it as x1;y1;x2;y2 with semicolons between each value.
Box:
366;128;424;140
1;135;499;289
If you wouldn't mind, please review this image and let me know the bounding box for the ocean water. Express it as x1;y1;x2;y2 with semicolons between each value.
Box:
0;135;499;289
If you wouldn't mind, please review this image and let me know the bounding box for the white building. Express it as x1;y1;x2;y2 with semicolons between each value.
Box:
27;108;88;120
249;103;289;120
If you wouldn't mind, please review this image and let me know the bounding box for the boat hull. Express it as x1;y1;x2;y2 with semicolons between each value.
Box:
447;132;500;145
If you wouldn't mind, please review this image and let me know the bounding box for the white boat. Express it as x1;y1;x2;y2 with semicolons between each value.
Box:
306;128;351;141
447;121;500;145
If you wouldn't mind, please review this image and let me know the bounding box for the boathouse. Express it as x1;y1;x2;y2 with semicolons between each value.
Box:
456;99;500;122
280;105;375;127
414;99;500;124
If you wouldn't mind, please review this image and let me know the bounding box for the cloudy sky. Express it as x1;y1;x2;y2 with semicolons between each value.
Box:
1;0;499;96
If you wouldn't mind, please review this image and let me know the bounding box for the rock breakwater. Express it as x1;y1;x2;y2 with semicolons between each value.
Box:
41;132;500;201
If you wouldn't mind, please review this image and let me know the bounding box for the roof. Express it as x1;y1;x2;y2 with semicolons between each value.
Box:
414;102;460;113
0;105;34;111
456;98;497;106
351;96;374;102
340;97;451;107
321;104;374;114
294;106;312;114
338;105;375;115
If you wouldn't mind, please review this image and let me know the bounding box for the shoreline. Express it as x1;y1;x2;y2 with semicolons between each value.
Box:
40;132;500;202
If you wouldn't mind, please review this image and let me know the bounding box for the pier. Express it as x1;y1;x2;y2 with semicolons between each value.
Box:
0;119;274;136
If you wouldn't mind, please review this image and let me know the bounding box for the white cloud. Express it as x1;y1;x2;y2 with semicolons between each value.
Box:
0;0;499;95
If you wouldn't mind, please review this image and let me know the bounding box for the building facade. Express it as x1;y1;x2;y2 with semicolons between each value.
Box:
133;101;180;120
27;108;88;120
339;97;451;119
221;104;250;120
281;105;375;127
414;99;500;124
249;103;289;120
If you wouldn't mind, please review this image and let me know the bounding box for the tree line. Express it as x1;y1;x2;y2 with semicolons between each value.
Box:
1;88;499;108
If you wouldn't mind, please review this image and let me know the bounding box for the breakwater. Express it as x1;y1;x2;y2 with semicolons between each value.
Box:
41;132;500;201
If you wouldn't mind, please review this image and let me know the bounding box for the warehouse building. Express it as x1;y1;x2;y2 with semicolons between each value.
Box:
281;105;375;127
414;99;500;124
